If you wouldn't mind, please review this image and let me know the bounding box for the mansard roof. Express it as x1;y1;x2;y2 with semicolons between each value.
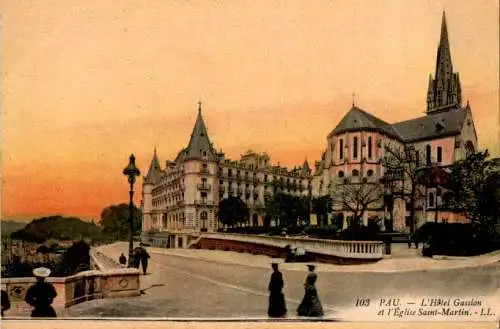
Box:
328;106;400;139
392;106;468;143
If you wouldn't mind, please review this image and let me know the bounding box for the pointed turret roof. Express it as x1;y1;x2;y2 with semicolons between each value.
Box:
302;158;311;175
144;147;162;184
183;102;217;161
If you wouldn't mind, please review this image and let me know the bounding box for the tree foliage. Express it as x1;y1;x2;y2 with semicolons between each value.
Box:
99;203;142;240
11;216;104;243
311;195;332;226
217;196;249;227
264;193;310;229
446;150;500;238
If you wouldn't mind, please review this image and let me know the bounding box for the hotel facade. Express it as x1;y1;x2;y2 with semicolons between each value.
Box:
141;13;478;247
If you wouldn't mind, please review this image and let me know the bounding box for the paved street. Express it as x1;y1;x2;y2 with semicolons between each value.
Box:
61;243;500;319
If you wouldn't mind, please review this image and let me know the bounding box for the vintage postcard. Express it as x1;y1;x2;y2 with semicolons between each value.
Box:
1;1;499;329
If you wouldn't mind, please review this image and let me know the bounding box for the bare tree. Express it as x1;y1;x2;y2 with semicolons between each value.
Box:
382;144;427;233
332;182;383;228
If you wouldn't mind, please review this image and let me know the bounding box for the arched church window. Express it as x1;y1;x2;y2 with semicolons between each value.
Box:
353;137;358;159
368;137;372;159
339;139;344;159
338;171;344;178
352;169;359;176
367;169;374;177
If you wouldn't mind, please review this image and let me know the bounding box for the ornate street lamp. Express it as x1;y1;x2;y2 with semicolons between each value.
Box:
123;154;141;267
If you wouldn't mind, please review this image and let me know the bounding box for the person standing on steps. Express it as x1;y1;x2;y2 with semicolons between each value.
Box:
25;267;57;317
267;262;287;318
297;264;324;317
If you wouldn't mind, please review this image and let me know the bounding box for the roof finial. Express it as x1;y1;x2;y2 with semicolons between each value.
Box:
198;101;202;113
352;92;356;107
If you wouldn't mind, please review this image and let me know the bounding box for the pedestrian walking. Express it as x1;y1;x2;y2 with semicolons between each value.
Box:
140;246;150;275
297;264;324;317
267;262;287;318
25;267;57;317
414;234;419;249
1;289;10;317
133;247;142;269
407;234;412;248
119;253;127;267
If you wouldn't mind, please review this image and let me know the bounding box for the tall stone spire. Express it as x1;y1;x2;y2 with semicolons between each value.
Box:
426;11;462;114
184;102;216;161
144;147;161;184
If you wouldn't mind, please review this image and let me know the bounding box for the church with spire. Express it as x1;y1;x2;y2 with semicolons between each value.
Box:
141;102;313;248
141;12;479;246
312;11;478;232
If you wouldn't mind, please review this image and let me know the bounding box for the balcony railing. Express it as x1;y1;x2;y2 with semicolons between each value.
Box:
200;167;210;174
194;199;215;206
197;183;212;191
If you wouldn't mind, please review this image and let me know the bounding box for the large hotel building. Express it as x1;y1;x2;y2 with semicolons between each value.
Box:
141;13;478;247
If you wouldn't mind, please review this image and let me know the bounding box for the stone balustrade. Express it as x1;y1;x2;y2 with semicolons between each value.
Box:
198;233;384;260
1;249;141;317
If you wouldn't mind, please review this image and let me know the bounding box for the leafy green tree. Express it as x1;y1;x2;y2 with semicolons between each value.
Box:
264;193;311;229
99;203;142;240
311;195;332;226
446;150;500;239
11;216;104;243
217;197;249;227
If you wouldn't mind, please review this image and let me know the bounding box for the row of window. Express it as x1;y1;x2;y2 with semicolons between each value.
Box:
425;145;443;164
336;137;375;160
336;169;374;178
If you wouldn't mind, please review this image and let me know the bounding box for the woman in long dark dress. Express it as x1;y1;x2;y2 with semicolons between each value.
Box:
267;263;287;317
297;264;324;317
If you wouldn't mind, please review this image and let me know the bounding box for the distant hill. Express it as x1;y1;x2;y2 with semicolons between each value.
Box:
10;216;107;243
1;220;27;237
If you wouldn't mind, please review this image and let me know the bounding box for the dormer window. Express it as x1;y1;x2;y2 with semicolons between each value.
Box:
435;123;444;132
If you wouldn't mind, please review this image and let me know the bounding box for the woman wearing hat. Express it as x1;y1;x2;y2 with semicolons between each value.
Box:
297;264;324;317
25;267;57;317
267;262;287;317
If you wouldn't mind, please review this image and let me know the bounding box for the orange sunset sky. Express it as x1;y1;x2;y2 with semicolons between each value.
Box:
1;0;499;221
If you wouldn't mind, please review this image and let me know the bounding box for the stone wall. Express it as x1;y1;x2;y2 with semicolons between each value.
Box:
1;253;140;318
190;236;380;265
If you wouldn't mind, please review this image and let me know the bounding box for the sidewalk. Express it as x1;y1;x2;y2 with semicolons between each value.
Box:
99;242;500;273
